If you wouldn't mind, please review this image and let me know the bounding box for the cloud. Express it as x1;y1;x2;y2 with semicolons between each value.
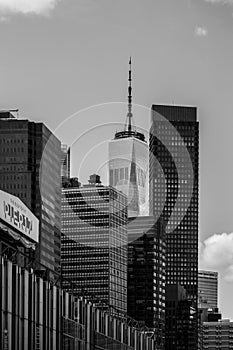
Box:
200;232;233;282
0;15;9;22
195;26;208;37
204;0;233;5
0;0;60;16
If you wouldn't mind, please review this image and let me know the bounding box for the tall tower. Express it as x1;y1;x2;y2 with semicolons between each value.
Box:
108;59;149;217
149;104;199;349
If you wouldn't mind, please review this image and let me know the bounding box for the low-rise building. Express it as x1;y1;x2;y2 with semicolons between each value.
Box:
202;319;233;349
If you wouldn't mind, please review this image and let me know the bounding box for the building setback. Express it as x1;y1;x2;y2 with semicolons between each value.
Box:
0;112;61;274
127;216;166;348
61;175;128;315
149;104;199;349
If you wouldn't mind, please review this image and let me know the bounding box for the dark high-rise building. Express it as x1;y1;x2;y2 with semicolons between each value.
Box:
166;285;197;350
127;216;166;348
61;144;70;187
198;270;218;309
149;104;199;348
61;175;128;315
0;112;61;274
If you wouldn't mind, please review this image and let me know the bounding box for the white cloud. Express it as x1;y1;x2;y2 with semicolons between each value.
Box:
204;0;233;5
0;0;60;16
195;26;208;37
200;232;233;282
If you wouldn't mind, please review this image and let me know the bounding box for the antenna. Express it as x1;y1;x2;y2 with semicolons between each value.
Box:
127;57;132;132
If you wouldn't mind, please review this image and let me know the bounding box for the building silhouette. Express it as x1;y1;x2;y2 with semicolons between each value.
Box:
149;104;199;348
127;216;166;348
108;58;148;217
0;111;61;274
61;175;128;315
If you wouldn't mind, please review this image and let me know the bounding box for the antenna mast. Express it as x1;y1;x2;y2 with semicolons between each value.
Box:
127;57;132;132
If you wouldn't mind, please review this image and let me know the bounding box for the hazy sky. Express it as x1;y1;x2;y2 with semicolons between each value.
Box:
1;0;233;318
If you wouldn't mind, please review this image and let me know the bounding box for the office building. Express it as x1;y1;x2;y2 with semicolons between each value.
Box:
127;216;165;348
149;104;199;348
0;111;61;274
61;175;128;315
198;271;220;350
109;59;149;217
198;270;218;309
202;319;233;349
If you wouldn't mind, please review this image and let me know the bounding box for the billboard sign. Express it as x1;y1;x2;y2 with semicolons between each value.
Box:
0;190;39;243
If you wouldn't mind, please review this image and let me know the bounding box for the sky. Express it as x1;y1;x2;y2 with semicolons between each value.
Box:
0;0;233;318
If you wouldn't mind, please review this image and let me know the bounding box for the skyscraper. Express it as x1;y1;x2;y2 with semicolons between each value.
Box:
127;216;166;348
149;104;199;348
109;59;149;217
0;111;61;274
61;175;128;315
198;270;218;309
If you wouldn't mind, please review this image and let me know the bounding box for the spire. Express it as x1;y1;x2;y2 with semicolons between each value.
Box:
114;57;146;142
127;57;133;132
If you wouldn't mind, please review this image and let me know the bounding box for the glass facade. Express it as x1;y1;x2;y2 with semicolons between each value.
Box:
127;216;166;348
0;117;61;274
166;285;196;350
149;105;199;349
109;136;149;217
61;185;128;315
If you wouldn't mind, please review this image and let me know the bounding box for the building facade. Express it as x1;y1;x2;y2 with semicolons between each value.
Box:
127;216;166;348
0;253;156;350
61;176;128;315
149;104;199;348
202;319;233;349
166;284;197;350
0;112;61;274
109;133;148;218
198;270;218;309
